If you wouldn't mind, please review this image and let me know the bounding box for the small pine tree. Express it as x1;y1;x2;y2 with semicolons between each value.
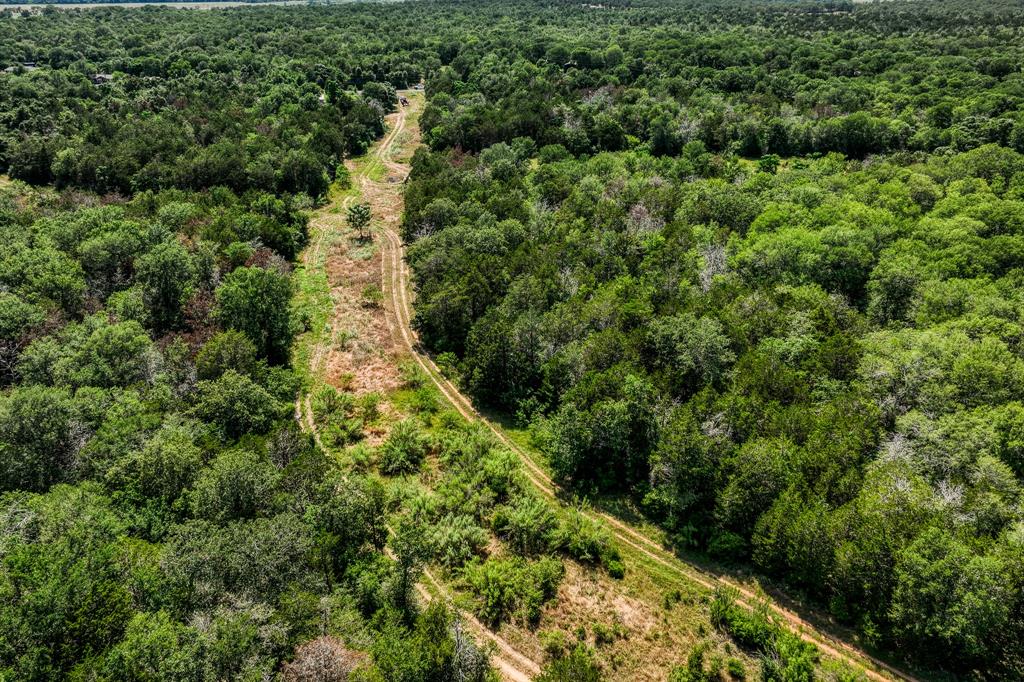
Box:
347;202;372;240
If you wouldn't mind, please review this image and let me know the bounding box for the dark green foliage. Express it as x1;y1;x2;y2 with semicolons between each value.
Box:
190;370;285;440
6;0;1024;677
160;514;314;611
215;266;294;364
0;385;74;492
408;100;1024;671
0;485;135;681
371;604;494;682
136;240;194;334
188;448;278;523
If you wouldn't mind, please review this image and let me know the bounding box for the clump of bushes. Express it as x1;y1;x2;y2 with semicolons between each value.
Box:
491;496;625;577
430;513;489;568
709;589;817;682
536;643;602;682
461;556;564;626
378;418;430;475
492;495;559;555
312;386;363;447
552;509;625;578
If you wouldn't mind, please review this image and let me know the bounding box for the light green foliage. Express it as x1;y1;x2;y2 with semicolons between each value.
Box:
189;448;278;523
8;1;1024;678
461;556;564;626
430;513;489;568
18;315;152;389
379;418;430;475
553;510;624;578
100;611;205;682
535;644;602;682
492;494;559;556
709;590;817;682
311;386;364;448
890;528;1014;661
371;604;494;682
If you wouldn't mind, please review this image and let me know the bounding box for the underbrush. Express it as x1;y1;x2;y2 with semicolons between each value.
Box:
461;556;564;627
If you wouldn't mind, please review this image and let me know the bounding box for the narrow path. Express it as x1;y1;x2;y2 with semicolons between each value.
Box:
295;94;539;682
372;99;920;682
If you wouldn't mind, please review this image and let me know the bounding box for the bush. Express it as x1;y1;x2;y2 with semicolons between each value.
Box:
710;588;817;682
492;495;559;555
379;419;430;475
536;643;601;682
461;556;564;626
361;284;384;308
669;642;712;682
399;360;427;388
312;386;363;447
430;513;489;568
554;509;624;578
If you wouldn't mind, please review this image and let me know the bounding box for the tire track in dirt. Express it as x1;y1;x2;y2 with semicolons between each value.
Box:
373;95;919;682
296;95;540;682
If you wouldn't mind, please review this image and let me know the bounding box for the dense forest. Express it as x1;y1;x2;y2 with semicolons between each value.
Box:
0;5;479;682
3;0;1024;679
399;0;1024;678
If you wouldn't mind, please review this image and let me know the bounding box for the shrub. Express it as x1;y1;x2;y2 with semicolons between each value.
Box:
535;643;601;682
312;386;363;447
554;509;624;577
361;284;383;308
461;556;564;626
430;513;489;568
539;630;569;659
710;588;817;682
492;495;559;556
592;622;615;646
399;360;427;388
359;392;382;423
379;418;430;475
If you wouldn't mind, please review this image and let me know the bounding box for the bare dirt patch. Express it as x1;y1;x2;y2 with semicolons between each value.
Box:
321;230;402;398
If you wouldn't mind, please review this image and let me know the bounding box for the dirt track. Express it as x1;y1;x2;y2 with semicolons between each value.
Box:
305;91;920;682
296;94;540;682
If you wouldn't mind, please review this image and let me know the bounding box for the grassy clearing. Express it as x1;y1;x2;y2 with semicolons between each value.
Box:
374;368;771;680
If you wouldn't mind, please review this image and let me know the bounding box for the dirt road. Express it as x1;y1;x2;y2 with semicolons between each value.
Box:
304;90;919;682
295;94;540;682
